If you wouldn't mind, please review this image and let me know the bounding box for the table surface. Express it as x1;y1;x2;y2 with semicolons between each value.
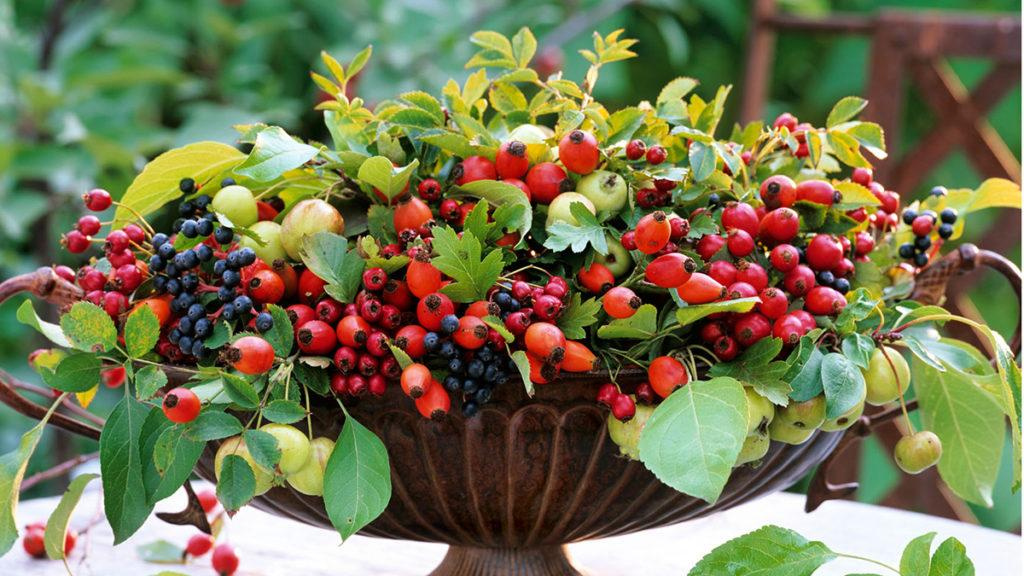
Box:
0;485;1018;575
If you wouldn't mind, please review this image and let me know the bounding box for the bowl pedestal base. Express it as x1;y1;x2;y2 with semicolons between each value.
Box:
428;545;582;576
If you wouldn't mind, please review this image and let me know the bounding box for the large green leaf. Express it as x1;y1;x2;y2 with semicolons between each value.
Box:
217;455;256;513
687;525;836;576
301;232;365;304
0;398;62;555
148;425;204;504
323;413;392;541
356;156;419;202
100;395;156;543
927;537;975;576
430;227;503;302
450;179;533;239
124;304;160;358
114;142;244;225
820;353;866;419
675;297;759;327
597;304;658;340
913;358;1004;507
44;473;98;559
638;377;747;504
235;126;320;182
41;351;101;393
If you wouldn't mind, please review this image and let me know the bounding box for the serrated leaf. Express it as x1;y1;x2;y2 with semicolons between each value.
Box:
44;473;98;559
597;304;658;340
901;532;936;575
41;352;101;393
235;126;320;182
675;297;759;327
835;181;882;210
511;27;537;68
639;377;748;503
556;294;601;340
262;304;294;357
430;227;503;302
221;373;260;409
687;525;836;576
543;203;608;254
114;142;244;226
217;455;256;513
657;77;699;106
61;302;117;353
828;129;870;168
184;411;243;441
263;400;307;424
914;357;1004;507
149;425;204;504
323;414;391;541
301;232;365;304
452;180;534;239
101;395;156;543
125;304;160;358
709;338;791;405
16;300;70;347
927;537;974;576
820;353;866;419
242;429;281;473
826;96;868;128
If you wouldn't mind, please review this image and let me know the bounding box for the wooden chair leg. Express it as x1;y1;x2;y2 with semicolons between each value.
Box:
740;0;778;124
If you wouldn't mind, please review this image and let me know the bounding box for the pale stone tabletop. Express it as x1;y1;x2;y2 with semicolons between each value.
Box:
0;484;1018;575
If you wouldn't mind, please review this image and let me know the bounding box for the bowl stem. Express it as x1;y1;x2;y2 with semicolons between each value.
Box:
428;544;585;576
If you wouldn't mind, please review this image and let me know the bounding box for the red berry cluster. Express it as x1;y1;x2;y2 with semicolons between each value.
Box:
21;521;75;560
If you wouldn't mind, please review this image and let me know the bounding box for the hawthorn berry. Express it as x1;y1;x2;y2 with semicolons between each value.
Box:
795;179;837;206
559;129;600;175
102;366;127;388
454;315;488;349
611;393;637;422
454;156;497;185
162;387;201;423
732;312;772;347
736;261;769;292
726;229;755;258
645;145;667;165
64;230;91;254
804;286;847;316
525;322;566;364
635;211;671;254
416;381;451;420
758;287;789;319
772;313;807;345
187;534;214;556
496;140;530;179
721;202;759;237
83;188;112;211
212;544;239;576
228;336;276;374
578;262;615;294
783;265;816;297
696;234;726;261
758;207;800;244
406;257;442;298
713;335;740;360
806;234;844;271
625;139;646;160
525;162;568;204
603;286;641;319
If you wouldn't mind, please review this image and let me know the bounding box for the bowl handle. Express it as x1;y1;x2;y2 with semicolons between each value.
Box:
806;242;1022;512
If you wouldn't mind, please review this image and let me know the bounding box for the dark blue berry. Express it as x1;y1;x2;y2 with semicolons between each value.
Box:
440;314;460;334
220;177;236;187
448;358;464;374
222;270;241;287
168;328;182;344
508;298;521;312
196;244;213;262
149;255;165;271
494;292;512;309
477;347;494;362
834;278;851;294
194;194;211;209
914;236;931;251
153;276;167;293
151;233;169;248
194;318;212;338
462;401;479;418
929;186;948;197
254;312;274;333
423;332;440;352
237;247;257;266
467;359;484;378
164;263;180;278
214;227;234;245
484;364;499;382
474;387;492;404
158;243;176;260
938;223;954;239
179;201;195;216
898;243;915;259
443;376;461;392
233;295;253;315
462;379;479;394
179;178;196;193
940;208;957;224
187;303;205;321
913;252;929;267
218;286;235;302
196;218;214;237
181;219;198;238
213;260;227;276
439;341;457;359
816;271;835;286
178;336;194;353
226;251;241;269
902;210;917;225
221;305;236;321
181;274;199;292
708;193;720;206
191;340;208;359
166;279;182;295
178;317;194;334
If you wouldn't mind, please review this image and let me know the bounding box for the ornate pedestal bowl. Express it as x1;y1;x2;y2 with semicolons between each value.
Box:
0;243;1017;576
196;378;841;576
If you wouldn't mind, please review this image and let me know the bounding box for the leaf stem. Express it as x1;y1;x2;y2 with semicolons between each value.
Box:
833;551;901;574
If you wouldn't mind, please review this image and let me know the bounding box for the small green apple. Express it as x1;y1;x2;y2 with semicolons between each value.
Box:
821;391;866;431
593;235;632;277
776;396;826;430
239;221;286;264
744;387;775;435
215;436;274;495
280;199;345;260
768;418;814;445
545;192;596;229
577;170;628;214
211;185;259;228
735;430;770;466
893;430;942;474
607;400;655;460
259;423;312;475
508;124;554;164
286;437;335;496
863;346;911;406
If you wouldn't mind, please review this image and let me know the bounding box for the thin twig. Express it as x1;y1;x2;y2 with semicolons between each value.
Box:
21;452;99;492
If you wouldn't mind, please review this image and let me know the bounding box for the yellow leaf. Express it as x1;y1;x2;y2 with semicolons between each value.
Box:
970;178;1022;212
75;385;98;409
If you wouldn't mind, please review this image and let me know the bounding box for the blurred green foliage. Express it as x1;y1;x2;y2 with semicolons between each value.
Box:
0;0;1018;529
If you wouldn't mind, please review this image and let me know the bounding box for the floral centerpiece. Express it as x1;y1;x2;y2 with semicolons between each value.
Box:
0;28;1019;575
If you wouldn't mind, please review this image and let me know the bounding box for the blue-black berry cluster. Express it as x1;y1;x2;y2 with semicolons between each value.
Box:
899;198;958;268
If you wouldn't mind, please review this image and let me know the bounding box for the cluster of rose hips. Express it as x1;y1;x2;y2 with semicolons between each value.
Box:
180;489;240;576
898;192;958;268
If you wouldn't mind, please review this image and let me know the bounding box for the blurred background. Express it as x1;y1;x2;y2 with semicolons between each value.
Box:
0;0;1019;532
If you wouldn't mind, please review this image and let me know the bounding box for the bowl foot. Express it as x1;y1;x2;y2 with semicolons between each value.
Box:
428;544;584;576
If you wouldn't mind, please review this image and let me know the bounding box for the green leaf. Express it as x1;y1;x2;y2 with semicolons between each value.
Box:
42;352;101;393
323;414;392;541
820;353;866;419
44;473;98;559
242;429;281;473
136;540;186;564
360;237;410;274
689;141;716;182
0;401;59;555
827;129;870;168
16;300;70;347
482;316;514;344
262;304;294;357
900;532;936;576
293;362;330;396
114;142;245;226
597;304;658;340
676;297;759;327
638;377;748;503
842;334;875;370
904;335;946;371
687;525;836;576
708;338;791;406
834;288;880;334
927;537;974;576
543;203;608;254
556;294;601;340
263;400;308;424
511;27;537;68
846;122;887;160
605;107;647;144
913;357;1004;506
235;126;320;182
788;346;825;402
125;304;160;358
509;350;534;397
826;96;868;128
301;232;365;304
60;302;117;353
135;365;168;401
835;181;882;210
657;77;699;106
205;321;233;349
357;156;419;202
149;425;204;504
430;227;503;302
217;455;256;513
183;411;243;441
221;373;260;409
101;395;157;543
